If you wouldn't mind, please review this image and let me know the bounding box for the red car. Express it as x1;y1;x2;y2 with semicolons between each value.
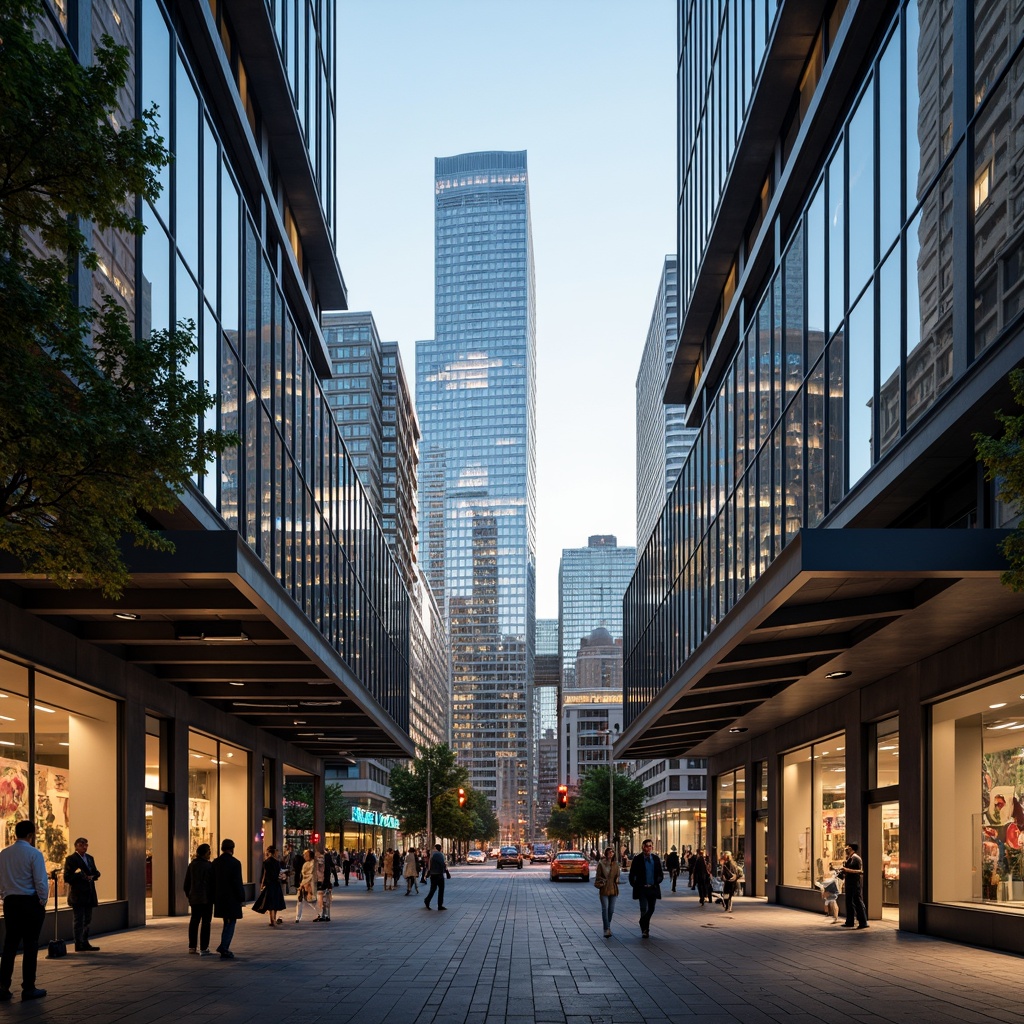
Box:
549;851;590;882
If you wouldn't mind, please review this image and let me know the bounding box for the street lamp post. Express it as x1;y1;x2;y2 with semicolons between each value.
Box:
607;723;620;852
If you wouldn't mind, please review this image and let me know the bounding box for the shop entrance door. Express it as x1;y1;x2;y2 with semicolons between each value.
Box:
146;803;169;917
867;801;899;921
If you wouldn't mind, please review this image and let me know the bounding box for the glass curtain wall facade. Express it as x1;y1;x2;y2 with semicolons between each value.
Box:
417;152;537;842
636;257;698;554
625;0;1021;722
559;538;636;689
140;2;409;729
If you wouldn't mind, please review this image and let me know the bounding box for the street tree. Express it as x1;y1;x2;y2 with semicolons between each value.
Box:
570;767;646;847
545;807;575;846
975;368;1024;591
388;743;468;836
0;0;236;597
282;782;349;840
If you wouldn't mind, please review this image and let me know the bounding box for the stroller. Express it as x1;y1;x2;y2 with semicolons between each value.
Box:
710;875;726;907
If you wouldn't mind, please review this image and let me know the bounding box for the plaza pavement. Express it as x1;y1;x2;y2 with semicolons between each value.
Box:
6;865;1017;1024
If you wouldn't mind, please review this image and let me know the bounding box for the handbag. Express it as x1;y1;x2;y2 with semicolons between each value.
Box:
251;886;269;914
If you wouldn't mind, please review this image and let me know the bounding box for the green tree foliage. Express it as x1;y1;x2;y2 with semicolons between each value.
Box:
975;368;1024;592
388;743;496;841
544;807;575;845
570;767;646;847
282;782;348;839
0;1;236;597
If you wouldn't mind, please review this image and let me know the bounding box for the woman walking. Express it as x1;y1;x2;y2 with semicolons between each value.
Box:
595;846;620;938
403;847;420;895
382;848;394;890
392;848;403;890
184;843;214;955
295;849;316;922
719;850;738;913
260;845;287;926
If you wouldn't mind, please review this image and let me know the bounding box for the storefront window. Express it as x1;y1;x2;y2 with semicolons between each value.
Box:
933;678;1024;908
189;730;249;880
874;717;900;788
0;661;30;856
782;736;846;887
716;767;746;872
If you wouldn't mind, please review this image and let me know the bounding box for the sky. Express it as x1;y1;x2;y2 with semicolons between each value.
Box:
336;1;676;619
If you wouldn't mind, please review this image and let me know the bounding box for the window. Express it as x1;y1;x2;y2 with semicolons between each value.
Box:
782;736;845;887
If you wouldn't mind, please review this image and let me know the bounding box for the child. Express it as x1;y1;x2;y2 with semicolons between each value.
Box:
821;869;840;923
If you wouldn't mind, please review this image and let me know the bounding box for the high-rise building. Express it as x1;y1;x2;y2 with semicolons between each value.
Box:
417;151;537;842
533;618;560;830
1;0;412;933
558;536;635;689
636;256;698;555
622;0;1024;955
382;341;420;590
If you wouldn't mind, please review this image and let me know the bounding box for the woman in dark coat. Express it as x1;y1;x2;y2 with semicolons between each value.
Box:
184;843;214;955
692;847;713;906
260;845;287;926
210;838;245;959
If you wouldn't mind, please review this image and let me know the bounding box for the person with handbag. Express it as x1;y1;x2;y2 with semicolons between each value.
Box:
256;845;286;926
719;850;738;913
184;843;214;956
403;847;420;895
595;846;620;937
62;836;101;952
294;849;316;922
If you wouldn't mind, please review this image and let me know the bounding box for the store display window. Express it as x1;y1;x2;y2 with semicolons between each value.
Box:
932;677;1024;908
188;730;250;881
716;767;746;871
0;658;119;913
782;735;846;887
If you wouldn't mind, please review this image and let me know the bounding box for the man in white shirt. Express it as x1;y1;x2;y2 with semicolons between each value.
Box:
0;820;49;1000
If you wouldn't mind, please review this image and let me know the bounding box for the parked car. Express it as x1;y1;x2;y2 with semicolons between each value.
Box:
530;843;552;863
488;846;501;859
466;849;487;865
496;845;524;869
549;850;590;882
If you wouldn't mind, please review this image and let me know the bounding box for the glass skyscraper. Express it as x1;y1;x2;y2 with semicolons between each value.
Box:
417;151;537;842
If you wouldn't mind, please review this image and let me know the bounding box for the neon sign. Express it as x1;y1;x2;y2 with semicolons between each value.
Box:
351;806;399;830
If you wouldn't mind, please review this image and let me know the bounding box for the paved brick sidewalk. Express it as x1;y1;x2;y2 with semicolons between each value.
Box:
5;867;1017;1023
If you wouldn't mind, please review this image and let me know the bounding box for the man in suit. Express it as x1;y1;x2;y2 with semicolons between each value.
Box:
423;844;450;911
628;838;664;938
210;839;245;960
839;842;869;929
63;837;101;952
363;848;377;890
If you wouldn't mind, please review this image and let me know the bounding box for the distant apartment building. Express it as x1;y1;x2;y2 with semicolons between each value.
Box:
636;256;698;555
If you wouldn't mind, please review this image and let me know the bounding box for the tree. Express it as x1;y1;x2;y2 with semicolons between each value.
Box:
0;1;236;597
388;743;468;837
545;807;575;846
571;767;646;847
975;368;1024;591
282;782;348;839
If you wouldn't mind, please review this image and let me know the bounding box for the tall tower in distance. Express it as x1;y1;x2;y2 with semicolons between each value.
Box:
417;151;537;843
635;256;698;556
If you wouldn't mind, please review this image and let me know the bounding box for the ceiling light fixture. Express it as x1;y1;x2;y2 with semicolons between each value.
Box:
34;705;55;714
229;682;245;687
825;670;851;680
728;727;748;734
175;621;249;642
990;703;1008;709
113;611;140;621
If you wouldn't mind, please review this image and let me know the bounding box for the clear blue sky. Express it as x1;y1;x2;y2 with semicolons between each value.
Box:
336;1;676;619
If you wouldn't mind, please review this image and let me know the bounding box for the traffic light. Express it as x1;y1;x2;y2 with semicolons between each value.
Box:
557;784;568;809
312;831;321;846
458;787;466;808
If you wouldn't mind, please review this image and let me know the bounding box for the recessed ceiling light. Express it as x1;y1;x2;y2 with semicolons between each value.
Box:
825;670;851;680
990;703;1008;709
728;727;748;734
229;682;245;687
114;611;140;621
34;705;55;714
0;741;14;747
0;715;14;722
293;720;306;725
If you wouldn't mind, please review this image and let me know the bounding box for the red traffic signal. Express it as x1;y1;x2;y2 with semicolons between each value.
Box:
458;787;466;808
312;831;321;845
557;784;568;809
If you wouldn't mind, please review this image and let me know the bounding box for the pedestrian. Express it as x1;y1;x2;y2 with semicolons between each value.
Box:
292;845;304;894
719;850;738;913
342;848;352;886
423;844;451;910
403;847;420;895
595;845;620;937
281;844;294;894
363;848;377;890
0;819;49;1000
628;838;664;938
259;845;286;927
665;845;681;893
382;848;394;890
839;842;868;929
820;866;840;923
184;843;214;955
392;847;403;890
295;849;315;922
687;847;697;889
210;838;245;959
63;836;101;952
316;845;338;921
692;847;712;906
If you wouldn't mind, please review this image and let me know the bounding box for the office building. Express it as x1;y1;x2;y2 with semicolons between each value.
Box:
0;1;414;939
622;0;1024;955
417;151;537;842
533;618;560;829
636;256;699;554
558;537;635;689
